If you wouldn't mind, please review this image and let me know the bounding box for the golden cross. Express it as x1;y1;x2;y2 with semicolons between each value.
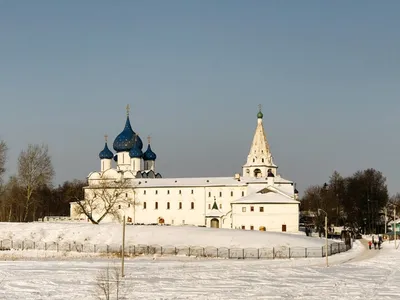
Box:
104;134;108;142
258;104;262;112
148;135;151;144
126;104;130;116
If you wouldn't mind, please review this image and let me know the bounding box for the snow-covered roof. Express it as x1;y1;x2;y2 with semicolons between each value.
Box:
232;188;299;205
87;169;294;190
205;210;225;217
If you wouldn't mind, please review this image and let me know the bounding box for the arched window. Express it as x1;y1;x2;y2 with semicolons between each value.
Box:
179;202;182;209
167;202;170;209
191;202;194;209
143;202;147;209
155;202;158;209
262;158;264;163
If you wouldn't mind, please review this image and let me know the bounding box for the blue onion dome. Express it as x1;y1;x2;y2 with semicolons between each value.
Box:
99;135;114;159
129;134;143;158
143;137;157;161
133;133;143;150
129;143;143;158
113;115;135;152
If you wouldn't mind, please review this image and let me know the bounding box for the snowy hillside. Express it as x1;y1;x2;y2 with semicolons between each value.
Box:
0;222;335;248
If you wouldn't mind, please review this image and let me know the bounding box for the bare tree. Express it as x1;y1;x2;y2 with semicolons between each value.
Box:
17;144;55;221
0;140;7;186
73;176;136;224
95;264;126;300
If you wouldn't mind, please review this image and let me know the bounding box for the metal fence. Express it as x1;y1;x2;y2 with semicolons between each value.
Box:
0;239;352;259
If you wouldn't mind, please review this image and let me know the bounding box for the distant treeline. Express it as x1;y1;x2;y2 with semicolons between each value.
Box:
0;140;85;222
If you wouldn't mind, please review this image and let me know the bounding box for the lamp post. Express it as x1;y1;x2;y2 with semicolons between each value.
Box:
318;209;328;267
394;206;397;249
384;207;387;235
121;215;126;277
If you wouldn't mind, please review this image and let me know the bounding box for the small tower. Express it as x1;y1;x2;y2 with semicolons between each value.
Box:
99;135;113;172
242;105;278;178
143;136;157;171
129;134;143;172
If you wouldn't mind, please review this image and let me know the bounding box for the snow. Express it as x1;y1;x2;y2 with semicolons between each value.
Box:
0;222;399;299
0;222;335;249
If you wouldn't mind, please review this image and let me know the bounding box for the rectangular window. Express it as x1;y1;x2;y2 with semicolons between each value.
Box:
250;226;254;230
208;192;211;197
155;202;158;209
179;190;182;194
219;192;222;197
125;193;128;197
250;206;254;212
242;207;246;212
155;190;158;195
260;207;264;212
128;203;130;208
143;202;147;209
231;191;233;197
242;191;244;197
167;190;170;194
208;204;211;209
241;225;245;230
182;220;185;224
144;190;146;195
191;202;194;209
191;189;194;194
172;219;174;225
167;202;170;209
179;202;182;209
118;205;121;209
219;204;222;209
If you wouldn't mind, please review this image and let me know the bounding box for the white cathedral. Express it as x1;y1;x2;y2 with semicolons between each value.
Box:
70;106;300;232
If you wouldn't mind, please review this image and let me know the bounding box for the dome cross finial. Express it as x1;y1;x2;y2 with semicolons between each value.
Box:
148;135;151;144
104;134;108;142
257;104;263;119
126;104;130;116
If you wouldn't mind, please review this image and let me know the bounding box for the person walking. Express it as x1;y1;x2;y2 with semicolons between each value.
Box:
368;240;372;250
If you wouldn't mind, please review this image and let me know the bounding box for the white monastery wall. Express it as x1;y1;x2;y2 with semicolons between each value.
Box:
232;203;299;232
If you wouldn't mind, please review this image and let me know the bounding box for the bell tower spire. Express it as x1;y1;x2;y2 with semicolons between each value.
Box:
242;105;277;178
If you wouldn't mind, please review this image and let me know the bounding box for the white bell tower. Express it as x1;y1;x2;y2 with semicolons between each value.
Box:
242;105;277;178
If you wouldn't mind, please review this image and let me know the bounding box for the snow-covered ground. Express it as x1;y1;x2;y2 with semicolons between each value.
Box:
0;222;333;249
0;222;398;299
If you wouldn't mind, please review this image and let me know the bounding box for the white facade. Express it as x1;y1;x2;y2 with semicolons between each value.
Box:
70;106;300;232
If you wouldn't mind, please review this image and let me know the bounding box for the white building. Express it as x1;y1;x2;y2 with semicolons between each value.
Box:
70;105;300;232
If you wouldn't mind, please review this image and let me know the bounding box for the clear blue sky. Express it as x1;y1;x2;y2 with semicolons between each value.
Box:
1;0;399;195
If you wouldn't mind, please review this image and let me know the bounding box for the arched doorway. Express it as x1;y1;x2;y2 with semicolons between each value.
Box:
210;218;219;228
254;168;262;178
